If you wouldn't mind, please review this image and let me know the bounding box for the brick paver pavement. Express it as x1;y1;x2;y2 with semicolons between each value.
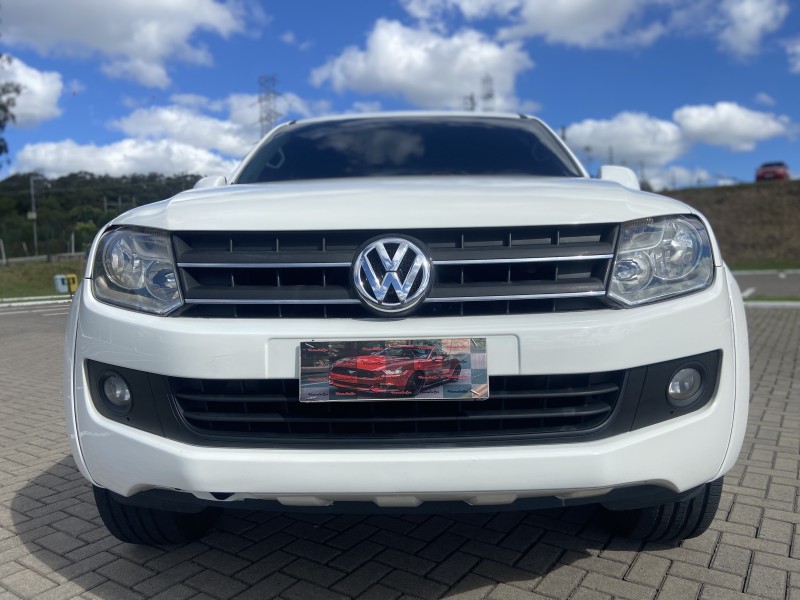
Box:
0;305;797;599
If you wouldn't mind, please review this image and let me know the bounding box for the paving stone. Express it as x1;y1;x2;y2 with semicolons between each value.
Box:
745;564;787;599
427;552;480;586
327;541;384;572
720;532;790;556
96;558;156;587
569;588;613;600
1;568;57;597
32;573;105;600
533;563;584;597
331;561;392;597
355;583;403;600
727;502;763;528
758;517;794;544
459;540;520;565
234;550;295;585
375;548;435;576
132;562;204;596
282;539;340;565
711;544;752;575
380;570;449;600
325;524;378;550
184;570;248;600
473;560;539;592
580;572;656;600
230;572;295;600
81;580;144;600
193;549;249;576
667;561;744;591
281;558;345;588
625;553;670;587
487;583;549;599
655;576;701;600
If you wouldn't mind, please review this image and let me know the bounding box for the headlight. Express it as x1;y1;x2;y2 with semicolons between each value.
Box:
383;368;407;375
609;216;713;306
92;227;182;315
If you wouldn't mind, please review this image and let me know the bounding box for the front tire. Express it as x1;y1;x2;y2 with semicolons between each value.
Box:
405;372;424;396
606;477;723;544
93;486;220;545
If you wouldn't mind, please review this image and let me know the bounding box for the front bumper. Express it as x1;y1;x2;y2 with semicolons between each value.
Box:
65;266;749;508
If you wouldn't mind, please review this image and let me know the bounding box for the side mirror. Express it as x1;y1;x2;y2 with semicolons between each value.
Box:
599;166;640;190
193;175;228;189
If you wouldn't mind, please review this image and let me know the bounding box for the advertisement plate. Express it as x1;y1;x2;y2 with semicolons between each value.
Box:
299;338;488;402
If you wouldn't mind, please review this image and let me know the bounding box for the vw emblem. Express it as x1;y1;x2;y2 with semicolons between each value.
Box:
352;236;432;315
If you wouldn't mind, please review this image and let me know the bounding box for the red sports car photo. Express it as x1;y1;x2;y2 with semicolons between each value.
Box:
329;345;462;397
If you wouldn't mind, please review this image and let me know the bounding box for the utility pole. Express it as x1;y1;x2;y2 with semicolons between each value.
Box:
28;175;43;257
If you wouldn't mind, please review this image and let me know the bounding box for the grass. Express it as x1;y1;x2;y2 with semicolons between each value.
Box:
748;296;800;302
0;260;85;299
728;261;800;271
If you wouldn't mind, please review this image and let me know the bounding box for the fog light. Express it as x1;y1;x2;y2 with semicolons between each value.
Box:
667;367;702;406
101;373;132;414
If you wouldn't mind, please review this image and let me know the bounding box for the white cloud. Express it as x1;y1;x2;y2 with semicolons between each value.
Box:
565;112;685;169
498;0;666;48
13;139;239;178
350;101;383;113
786;38;800;73
401;0;519;21
717;0;789;57
647;166;714;191
107;91;333;165
111;106;254;156
2;0;256;88
673;101;790;151
402;0;667;48
0;56;63;127
310;19;534;111
754;92;775;106
404;0;792;62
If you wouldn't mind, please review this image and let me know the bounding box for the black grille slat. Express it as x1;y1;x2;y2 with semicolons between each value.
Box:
428;280;606;300
173;225;618;318
169;371;625;446
181;402;612;424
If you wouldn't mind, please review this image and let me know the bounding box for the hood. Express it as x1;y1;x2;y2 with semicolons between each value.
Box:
112;177;695;231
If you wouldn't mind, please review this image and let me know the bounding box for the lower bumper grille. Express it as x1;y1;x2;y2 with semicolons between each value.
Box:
86;351;720;449
168;371;629;446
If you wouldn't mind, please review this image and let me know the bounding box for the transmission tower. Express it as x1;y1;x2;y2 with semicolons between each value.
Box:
258;75;282;138
463;93;476;111
481;75;494;112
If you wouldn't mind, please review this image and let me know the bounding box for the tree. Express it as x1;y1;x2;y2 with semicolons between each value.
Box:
0;40;21;158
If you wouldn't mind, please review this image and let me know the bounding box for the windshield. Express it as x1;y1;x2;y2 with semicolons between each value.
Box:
375;347;431;358
235;116;583;183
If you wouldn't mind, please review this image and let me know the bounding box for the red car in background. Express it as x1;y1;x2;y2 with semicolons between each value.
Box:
330;345;462;396
756;162;790;181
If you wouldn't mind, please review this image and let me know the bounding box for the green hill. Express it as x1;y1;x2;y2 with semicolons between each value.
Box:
665;179;800;269
1;172;797;269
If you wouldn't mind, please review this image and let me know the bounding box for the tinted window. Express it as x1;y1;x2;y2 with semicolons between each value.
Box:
235;117;582;183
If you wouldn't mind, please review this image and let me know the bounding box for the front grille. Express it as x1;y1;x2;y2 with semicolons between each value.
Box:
173;225;618;318
168;370;628;447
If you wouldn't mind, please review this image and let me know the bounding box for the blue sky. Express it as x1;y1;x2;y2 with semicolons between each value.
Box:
1;0;798;190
